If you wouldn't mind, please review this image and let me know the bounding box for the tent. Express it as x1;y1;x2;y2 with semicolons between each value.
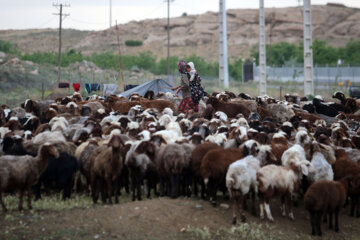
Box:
118;79;181;98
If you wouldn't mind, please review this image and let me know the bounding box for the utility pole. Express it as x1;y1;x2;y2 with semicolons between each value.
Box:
53;3;70;84
259;0;267;95
303;0;314;96
166;0;174;81
219;0;229;88
109;0;112;28
115;20;124;90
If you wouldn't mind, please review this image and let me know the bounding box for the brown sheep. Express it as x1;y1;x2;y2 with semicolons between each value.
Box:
293;108;323;122
206;96;250;118
191;142;221;199
0;143;58;211
304;177;351;236
143;99;176;113
271;133;289;164
200;140;260;206
90;133;125;204
77;139;101;190
3;117;22;131
333;149;360;217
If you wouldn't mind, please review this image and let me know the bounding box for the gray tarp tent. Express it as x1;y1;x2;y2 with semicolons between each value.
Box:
118;79;181;98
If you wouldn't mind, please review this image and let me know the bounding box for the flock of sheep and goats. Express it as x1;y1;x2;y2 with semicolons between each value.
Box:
1;89;360;236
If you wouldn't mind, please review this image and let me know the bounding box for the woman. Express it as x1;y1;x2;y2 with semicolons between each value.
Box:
172;60;199;113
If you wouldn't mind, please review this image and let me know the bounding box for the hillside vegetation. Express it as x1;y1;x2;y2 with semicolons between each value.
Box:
0;4;359;61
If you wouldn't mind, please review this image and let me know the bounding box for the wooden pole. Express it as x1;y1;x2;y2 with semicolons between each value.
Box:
53;3;69;85
57;4;63;84
42;78;44;100
167;0;170;81
115;20;124;91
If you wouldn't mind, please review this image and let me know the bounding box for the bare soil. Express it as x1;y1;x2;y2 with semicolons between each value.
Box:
1;194;360;240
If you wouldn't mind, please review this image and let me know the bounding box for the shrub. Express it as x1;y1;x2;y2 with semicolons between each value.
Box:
0;40;19;54
125;40;143;47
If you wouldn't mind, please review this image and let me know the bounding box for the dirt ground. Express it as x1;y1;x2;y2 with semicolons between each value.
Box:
0;195;359;240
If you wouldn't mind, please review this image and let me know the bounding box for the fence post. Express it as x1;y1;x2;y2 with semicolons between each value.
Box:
42;78;44;100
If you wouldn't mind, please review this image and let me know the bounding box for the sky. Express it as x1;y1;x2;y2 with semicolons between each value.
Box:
1;0;360;31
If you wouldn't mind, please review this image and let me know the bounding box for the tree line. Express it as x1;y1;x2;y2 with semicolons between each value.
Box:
1;39;360;81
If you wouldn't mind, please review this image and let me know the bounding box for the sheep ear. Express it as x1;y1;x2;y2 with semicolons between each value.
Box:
242;145;249;156
300;163;309;176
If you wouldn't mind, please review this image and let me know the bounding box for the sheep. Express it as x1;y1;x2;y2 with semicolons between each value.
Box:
281;144;307;167
271;132;290;164
257;160;313;222
143;100;176;113
214;111;228;122
0;143;58;211
33;152;78;200
191;142;221;199
49;116;69;133
308;142;334;183
90;131;124;204
22;116;40;132
125;140;158;201
76;139;101;191
2;136;29;156
0;127;11;139
332;149;360;217
226;155;260;224
304;177;351;236
264;103;295;122
206;96;250;118
205;132;227;146
3;117;22;131
32;131;66;145
156;143;193;198
152;121;182;144
313;98;339;117
225;126;248;149
201;140;260;206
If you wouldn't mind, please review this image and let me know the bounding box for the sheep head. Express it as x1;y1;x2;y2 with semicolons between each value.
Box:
189;134;203;145
347;174;360;196
242;140;260;157
135;140;156;157
108;134;124;149
150;135;167;146
296;160;314;177
40;143;59;159
332;91;345;101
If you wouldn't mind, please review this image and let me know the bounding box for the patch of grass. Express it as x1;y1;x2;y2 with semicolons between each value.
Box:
185;223;282;240
3;194;94;212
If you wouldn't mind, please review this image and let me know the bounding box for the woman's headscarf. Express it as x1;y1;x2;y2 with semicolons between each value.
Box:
187;62;195;71
177;60;187;74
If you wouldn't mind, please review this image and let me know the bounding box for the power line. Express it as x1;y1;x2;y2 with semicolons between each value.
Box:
53;3;70;84
37;16;57;28
68;17;106;25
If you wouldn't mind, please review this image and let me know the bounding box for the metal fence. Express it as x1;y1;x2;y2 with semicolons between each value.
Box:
253;65;360;84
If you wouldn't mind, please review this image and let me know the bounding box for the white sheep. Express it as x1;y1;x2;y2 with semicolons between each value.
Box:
49;116;69;133
281;144;307;167
215;111;228;122
308;152;334;182
205;132;227;146
32;131;66;145
257;160;313;222
226;155;260;224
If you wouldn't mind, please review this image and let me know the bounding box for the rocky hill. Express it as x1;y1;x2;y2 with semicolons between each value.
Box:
0;4;359;61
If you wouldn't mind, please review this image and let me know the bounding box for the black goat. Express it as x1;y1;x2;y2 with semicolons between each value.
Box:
33;152;78;200
313;98;339;117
